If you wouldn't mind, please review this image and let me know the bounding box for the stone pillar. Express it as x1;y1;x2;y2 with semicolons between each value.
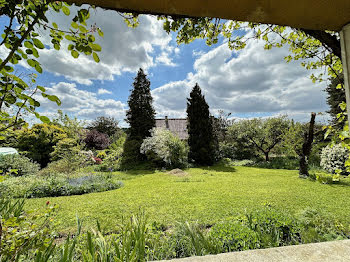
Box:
340;24;350;131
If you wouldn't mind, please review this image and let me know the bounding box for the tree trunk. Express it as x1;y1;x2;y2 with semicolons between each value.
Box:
299;112;316;178
264;151;269;162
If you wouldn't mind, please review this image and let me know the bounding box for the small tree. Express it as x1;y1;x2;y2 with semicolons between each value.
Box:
228;116;290;161
187;83;215;165
87;116;120;137
123;68;155;163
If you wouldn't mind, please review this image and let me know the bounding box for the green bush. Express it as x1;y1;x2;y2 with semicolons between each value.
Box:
39;150;95;176
16;123;67;167
210;221;259;252
0;173;123;198
309;171;340;184
252;156;299;170
0;154;40;176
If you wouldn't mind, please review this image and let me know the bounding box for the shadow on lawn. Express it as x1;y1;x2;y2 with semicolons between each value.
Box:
200;165;237;173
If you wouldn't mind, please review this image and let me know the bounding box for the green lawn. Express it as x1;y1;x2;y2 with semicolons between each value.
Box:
25;166;350;233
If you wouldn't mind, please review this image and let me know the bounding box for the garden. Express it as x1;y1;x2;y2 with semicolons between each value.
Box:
1;71;350;261
1;1;350;261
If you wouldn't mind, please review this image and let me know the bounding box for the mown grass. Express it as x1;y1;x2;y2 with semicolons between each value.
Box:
25;165;350;233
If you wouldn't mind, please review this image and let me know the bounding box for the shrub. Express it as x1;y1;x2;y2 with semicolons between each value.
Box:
252;156;299;170
210;221;259;252
96;147;123;172
218;142;236;159
309;171;340;184
140;128;188;168
84;129;110;150
0;173;123;198
0;154;40;176
320;143;349;174
16;123;67;167
39;150;95;176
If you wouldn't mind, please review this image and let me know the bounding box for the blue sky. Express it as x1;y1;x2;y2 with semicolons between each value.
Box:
1;7;330;126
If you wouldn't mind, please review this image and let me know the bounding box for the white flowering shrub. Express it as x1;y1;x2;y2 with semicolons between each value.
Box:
320;144;349;174
140;128;188;168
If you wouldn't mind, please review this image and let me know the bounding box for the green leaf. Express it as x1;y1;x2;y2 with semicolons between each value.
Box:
71;50;79;58
24;41;33;48
54;43;60;50
35;63;43;74
27;59;36;67
97;28;104;37
33;38;44;49
52;22;58;29
93;52;100;63
37;86;46;92
90;43;101;52
62;6;70;16
71;22;78;29
40;115;50;123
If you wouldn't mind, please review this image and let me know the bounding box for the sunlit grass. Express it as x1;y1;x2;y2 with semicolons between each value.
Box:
25;165;350;233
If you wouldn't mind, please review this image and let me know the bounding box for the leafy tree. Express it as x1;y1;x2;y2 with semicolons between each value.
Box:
325;74;346;128
0;1;103;136
52;110;85;140
87;116;120;137
228;116;290;161
16;123;67;167
187;83;215;165
124;68;155;162
84;129;110;150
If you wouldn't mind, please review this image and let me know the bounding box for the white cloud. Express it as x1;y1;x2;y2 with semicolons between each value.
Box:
36;82;126;121
152;38;328;122
97;88;112;95
34;9;175;85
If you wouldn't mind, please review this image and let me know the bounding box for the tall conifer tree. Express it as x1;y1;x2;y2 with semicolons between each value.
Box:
123;68;155;163
187;83;215;165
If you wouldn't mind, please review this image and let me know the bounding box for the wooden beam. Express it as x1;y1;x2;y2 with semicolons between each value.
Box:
67;0;350;31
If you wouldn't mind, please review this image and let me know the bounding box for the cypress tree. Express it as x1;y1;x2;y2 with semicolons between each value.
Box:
187;83;215;165
123;68;155;163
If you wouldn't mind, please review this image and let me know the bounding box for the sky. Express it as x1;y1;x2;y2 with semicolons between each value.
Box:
1;7;331;127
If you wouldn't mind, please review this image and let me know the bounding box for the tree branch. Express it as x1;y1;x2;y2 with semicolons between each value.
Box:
302;29;341;59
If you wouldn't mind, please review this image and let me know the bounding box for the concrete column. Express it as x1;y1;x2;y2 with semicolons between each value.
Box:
340;24;350;131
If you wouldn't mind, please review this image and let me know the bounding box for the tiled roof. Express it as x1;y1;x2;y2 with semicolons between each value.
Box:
155;118;188;140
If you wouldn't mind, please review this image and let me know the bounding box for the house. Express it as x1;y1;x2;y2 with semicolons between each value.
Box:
155;116;188;140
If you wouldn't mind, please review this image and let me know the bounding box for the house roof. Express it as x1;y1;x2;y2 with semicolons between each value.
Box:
155;118;188;140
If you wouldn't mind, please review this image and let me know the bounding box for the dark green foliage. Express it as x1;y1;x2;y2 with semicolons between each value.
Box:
124;68;155;163
187;84;215;166
0;173;123;198
325;74;345;128
87;116;120;137
252;157;299;170
0;154;40;176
